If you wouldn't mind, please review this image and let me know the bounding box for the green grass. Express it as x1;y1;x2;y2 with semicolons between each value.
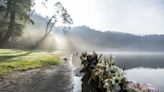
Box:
0;49;61;76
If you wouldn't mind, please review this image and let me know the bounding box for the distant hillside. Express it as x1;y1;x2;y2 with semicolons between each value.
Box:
68;26;164;51
23;14;164;51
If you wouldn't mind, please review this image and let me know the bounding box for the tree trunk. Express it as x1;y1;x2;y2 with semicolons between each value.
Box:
31;34;49;49
0;11;16;47
32;22;54;49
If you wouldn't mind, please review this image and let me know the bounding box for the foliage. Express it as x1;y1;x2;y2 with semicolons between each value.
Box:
0;0;73;48
46;2;73;34
88;55;126;91
33;2;73;49
0;0;34;47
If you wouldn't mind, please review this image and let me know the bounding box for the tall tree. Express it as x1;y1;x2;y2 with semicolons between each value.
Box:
33;2;73;49
0;0;34;47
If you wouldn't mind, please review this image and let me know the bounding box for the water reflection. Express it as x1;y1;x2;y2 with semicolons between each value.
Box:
126;68;164;92
73;76;82;92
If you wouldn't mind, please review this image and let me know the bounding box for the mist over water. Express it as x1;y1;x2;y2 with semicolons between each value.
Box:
101;52;164;69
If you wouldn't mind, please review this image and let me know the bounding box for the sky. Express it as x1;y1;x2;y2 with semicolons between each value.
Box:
34;0;164;35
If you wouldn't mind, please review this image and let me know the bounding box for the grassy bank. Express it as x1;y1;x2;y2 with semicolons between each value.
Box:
0;49;61;76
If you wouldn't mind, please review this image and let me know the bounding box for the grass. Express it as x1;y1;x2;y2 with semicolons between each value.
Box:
0;49;61;76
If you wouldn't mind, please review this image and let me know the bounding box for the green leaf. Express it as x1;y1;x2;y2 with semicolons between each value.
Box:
13;5;34;25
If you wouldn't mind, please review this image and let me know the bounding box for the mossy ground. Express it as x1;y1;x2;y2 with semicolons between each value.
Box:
0;49;61;76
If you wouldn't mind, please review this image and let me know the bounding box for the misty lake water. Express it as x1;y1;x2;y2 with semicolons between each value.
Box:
101;52;164;92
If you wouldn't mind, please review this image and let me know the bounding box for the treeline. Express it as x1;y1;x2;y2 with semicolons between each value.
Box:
68;26;164;51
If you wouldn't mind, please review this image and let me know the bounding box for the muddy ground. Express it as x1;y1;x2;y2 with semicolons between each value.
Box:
0;63;73;92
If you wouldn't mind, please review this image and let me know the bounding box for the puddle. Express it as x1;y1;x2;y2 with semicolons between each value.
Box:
69;54;100;92
67;54;83;92
73;75;82;92
72;67;85;92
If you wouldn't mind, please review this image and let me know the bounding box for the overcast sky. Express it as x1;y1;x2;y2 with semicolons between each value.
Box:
34;0;164;35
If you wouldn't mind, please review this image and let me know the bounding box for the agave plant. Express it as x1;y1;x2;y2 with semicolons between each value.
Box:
87;55;126;92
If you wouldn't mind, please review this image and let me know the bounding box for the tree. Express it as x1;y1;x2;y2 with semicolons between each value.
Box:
0;0;73;49
0;0;34;47
33;2;73;49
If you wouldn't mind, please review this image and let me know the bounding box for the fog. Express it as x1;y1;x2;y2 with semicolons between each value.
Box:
15;14;164;53
18;22;91;51
18;25;164;53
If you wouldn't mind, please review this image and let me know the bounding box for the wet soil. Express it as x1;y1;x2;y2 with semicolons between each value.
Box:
0;64;73;92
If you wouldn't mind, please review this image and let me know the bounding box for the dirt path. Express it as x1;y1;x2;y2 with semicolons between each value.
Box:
0;63;73;92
